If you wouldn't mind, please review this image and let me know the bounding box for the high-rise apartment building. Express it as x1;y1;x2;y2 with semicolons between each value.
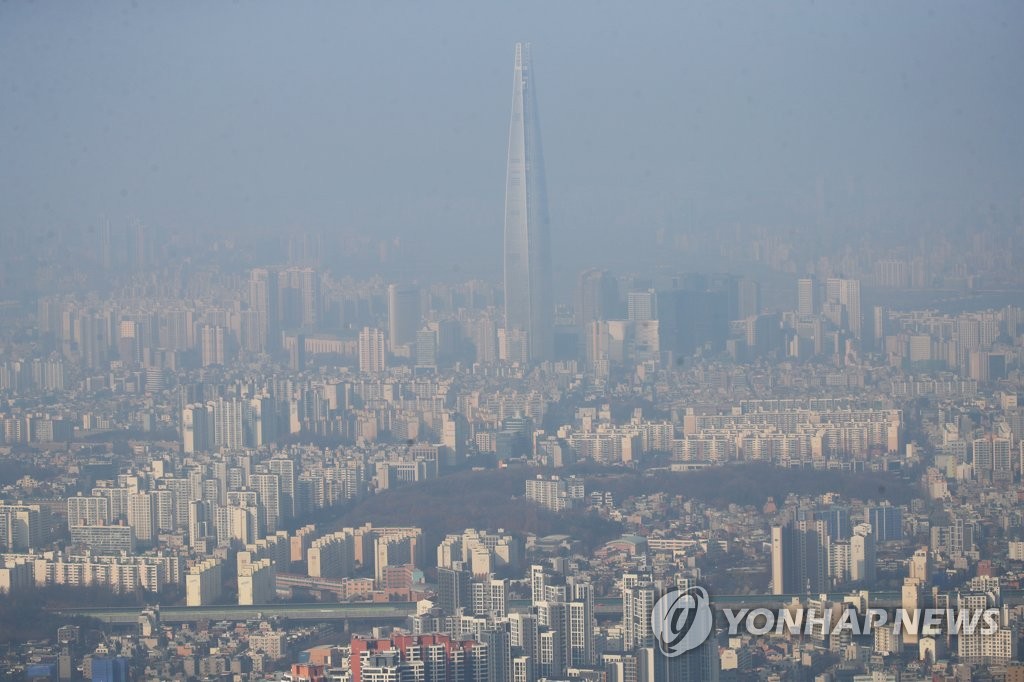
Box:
350;634;490;682
250;473;281;534
620;572;717;681
238;557;275;605
127;492;156;547
212;397;244;450
248;268;280;354
267;457;296;520
771;519;829;594
67;495;110;526
307;530;355;579
181;403;212;453
243;396;276;449
358;327;386;374
0;503;44;552
438;566;471;615
199;325;227;367
185;558;223;606
524;475;584;512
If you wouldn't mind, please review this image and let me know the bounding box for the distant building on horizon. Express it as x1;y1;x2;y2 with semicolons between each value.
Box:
387;283;420;351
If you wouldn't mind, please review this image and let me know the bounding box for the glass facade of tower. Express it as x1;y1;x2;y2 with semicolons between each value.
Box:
503;43;553;362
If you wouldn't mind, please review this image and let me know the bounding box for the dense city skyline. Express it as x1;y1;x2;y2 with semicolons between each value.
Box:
2;4;1024;682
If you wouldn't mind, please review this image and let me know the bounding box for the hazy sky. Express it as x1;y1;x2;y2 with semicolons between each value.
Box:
2;2;1022;277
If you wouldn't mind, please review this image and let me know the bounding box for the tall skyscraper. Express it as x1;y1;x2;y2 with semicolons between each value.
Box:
797;277;817;317
737;278;762;319
575;269;619;327
657;288;730;358
627;290;658;321
387;284;421;350
825;277;863;338
503;43;553;362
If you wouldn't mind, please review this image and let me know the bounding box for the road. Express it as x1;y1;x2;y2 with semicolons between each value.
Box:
55;592;924;625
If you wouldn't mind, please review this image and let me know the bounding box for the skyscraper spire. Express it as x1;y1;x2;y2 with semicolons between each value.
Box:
504;42;553;362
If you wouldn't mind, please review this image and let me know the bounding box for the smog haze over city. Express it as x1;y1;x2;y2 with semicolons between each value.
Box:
1;3;1024;682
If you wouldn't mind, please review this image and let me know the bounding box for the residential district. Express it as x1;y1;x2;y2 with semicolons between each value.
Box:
1;253;1024;682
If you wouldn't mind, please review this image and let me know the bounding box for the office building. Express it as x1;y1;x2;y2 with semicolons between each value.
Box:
657;288;729;358
867;504;903;543
415;327;438;370
825;277;863;338
627;290;657;322
91;657;130;682
575;269;619;328
387;284;421;350
797;277;817;316
503;43;553;362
